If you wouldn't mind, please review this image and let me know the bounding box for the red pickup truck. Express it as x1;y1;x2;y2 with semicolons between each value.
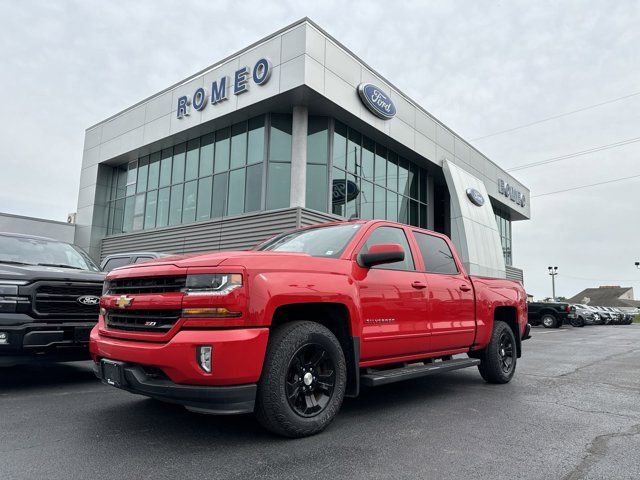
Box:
91;220;530;437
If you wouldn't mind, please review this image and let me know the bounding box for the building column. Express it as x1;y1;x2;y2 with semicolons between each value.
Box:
289;106;308;208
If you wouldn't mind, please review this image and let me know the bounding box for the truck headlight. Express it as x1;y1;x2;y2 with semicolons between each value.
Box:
184;274;242;295
0;282;30;313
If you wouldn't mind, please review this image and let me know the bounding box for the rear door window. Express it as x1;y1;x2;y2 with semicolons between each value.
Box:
413;232;459;274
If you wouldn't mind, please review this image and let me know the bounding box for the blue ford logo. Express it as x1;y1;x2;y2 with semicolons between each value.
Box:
466;188;485;206
357;83;396;120
332;179;360;203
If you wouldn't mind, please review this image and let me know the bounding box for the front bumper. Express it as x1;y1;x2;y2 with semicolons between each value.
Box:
92;360;257;414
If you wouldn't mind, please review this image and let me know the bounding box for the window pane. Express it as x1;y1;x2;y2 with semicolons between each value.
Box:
269;114;292;162
196;176;212;221
185;138;199;181
172;143;186;183
159;148;172;187
409;163;418;198
144;190;158;229
133;193;145;231
214;128;230;173
156;187;170;227
414;232;458;274
345;173;357;219
247;115;265;165
387;152;398;191
374;145;387;186
361;137;374;181
115;166;127;199
182;180;197;223
267;162;291;210
419;203;427;229
360;180;374;220
409;200;419;226
331;167;346;216
346;129;361;174
148;152;160;190
245;163;263;213
398;158;409;196
306;164;328;212
307;116;328;164
374;185;386;219
112;198;125;233
200;133;214;177
212;172;228;218
169;184;184;225
419;168;428;203
230;122;247;169
122;196;135;232
333;121;347;169
361;226;415;271
386;191;398;221
126;161;137;196
136;156;148;193
227;169;245;215
398;195;409;224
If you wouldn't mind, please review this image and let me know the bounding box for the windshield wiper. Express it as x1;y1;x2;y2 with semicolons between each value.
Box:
0;260;36;266
36;263;83;270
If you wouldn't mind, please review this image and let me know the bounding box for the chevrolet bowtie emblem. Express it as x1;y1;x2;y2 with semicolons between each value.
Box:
115;295;133;309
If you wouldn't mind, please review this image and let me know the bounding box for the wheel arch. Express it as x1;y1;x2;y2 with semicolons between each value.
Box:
494;306;521;358
270;302;360;397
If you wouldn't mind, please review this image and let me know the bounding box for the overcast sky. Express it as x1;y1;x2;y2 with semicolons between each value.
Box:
1;1;639;298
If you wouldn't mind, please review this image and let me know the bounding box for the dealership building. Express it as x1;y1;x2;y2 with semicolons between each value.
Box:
74;18;530;280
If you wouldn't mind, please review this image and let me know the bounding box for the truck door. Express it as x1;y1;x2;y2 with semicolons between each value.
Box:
412;231;476;351
354;225;430;361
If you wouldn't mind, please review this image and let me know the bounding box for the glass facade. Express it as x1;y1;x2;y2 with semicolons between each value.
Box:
329;120;428;228
106;115;272;235
494;206;512;266
105;114;429;236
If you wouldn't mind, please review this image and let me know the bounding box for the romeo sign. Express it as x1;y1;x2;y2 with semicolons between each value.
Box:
176;58;271;119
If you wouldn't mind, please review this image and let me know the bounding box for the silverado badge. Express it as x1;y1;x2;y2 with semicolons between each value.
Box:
115;295;133;309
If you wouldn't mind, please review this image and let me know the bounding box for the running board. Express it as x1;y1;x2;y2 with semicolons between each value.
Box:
360;358;480;387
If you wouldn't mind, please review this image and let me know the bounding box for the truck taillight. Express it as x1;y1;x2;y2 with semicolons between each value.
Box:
566;305;571;313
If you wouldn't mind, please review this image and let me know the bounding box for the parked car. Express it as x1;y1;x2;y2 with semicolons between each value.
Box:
100;252;168;272
593;306;613;324
0;232;105;366
91;220;530;437
528;301;576;328
572;304;600;326
585;306;605;325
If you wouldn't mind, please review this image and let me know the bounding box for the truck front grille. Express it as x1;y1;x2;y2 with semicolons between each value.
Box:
106;276;186;295
105;309;182;332
33;283;103;318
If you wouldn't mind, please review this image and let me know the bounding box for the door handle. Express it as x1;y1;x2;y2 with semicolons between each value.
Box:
459;284;472;292
411;281;427;289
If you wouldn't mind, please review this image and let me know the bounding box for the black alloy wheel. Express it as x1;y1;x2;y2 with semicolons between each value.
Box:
497;331;515;374
285;343;336;417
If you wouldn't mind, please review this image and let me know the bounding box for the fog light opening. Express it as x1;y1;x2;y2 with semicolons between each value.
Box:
197;345;212;373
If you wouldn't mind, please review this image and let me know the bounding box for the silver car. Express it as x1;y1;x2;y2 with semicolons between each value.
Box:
572;304;600;326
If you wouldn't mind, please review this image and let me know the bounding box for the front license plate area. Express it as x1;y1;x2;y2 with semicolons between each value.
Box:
101;359;125;388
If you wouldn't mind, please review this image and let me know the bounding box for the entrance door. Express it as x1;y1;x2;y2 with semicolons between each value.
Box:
355;226;430;361
412;231;476;351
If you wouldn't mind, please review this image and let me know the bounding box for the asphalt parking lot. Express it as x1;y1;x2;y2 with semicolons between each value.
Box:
1;325;639;480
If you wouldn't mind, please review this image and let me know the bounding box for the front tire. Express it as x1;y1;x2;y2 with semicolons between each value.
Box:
255;321;346;438
541;314;558;328
477;321;517;384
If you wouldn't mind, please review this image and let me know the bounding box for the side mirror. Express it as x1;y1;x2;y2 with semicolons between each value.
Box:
358;243;404;268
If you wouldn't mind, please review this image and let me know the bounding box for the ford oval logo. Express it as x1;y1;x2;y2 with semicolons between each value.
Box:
332;179;360;204
77;295;100;306
466;188;485;206
357;83;396;120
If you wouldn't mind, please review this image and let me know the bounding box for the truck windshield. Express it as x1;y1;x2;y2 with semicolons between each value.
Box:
256;224;362;258
0;234;100;272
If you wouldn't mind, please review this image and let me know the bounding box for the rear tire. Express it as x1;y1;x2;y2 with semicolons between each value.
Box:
541;314;558;328
572;317;585;327
477;321;517;384
255;321;346;438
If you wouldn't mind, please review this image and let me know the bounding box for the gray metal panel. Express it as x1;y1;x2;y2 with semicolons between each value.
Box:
505;266;524;284
100;208;341;260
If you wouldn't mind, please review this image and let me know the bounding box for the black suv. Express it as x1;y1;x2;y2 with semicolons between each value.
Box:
0;232;104;366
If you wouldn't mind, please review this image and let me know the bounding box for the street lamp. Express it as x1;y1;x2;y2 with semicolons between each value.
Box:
635;261;639;269
548;266;558;301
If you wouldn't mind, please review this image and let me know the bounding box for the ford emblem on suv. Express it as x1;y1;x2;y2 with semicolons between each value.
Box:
77;295;100;306
357;83;397;120
466;188;485;206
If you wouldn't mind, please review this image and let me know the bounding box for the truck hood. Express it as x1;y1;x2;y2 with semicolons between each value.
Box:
0;262;105;283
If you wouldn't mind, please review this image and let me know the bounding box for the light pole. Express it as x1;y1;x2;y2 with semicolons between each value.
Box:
548;266;558;301
635;261;639;269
